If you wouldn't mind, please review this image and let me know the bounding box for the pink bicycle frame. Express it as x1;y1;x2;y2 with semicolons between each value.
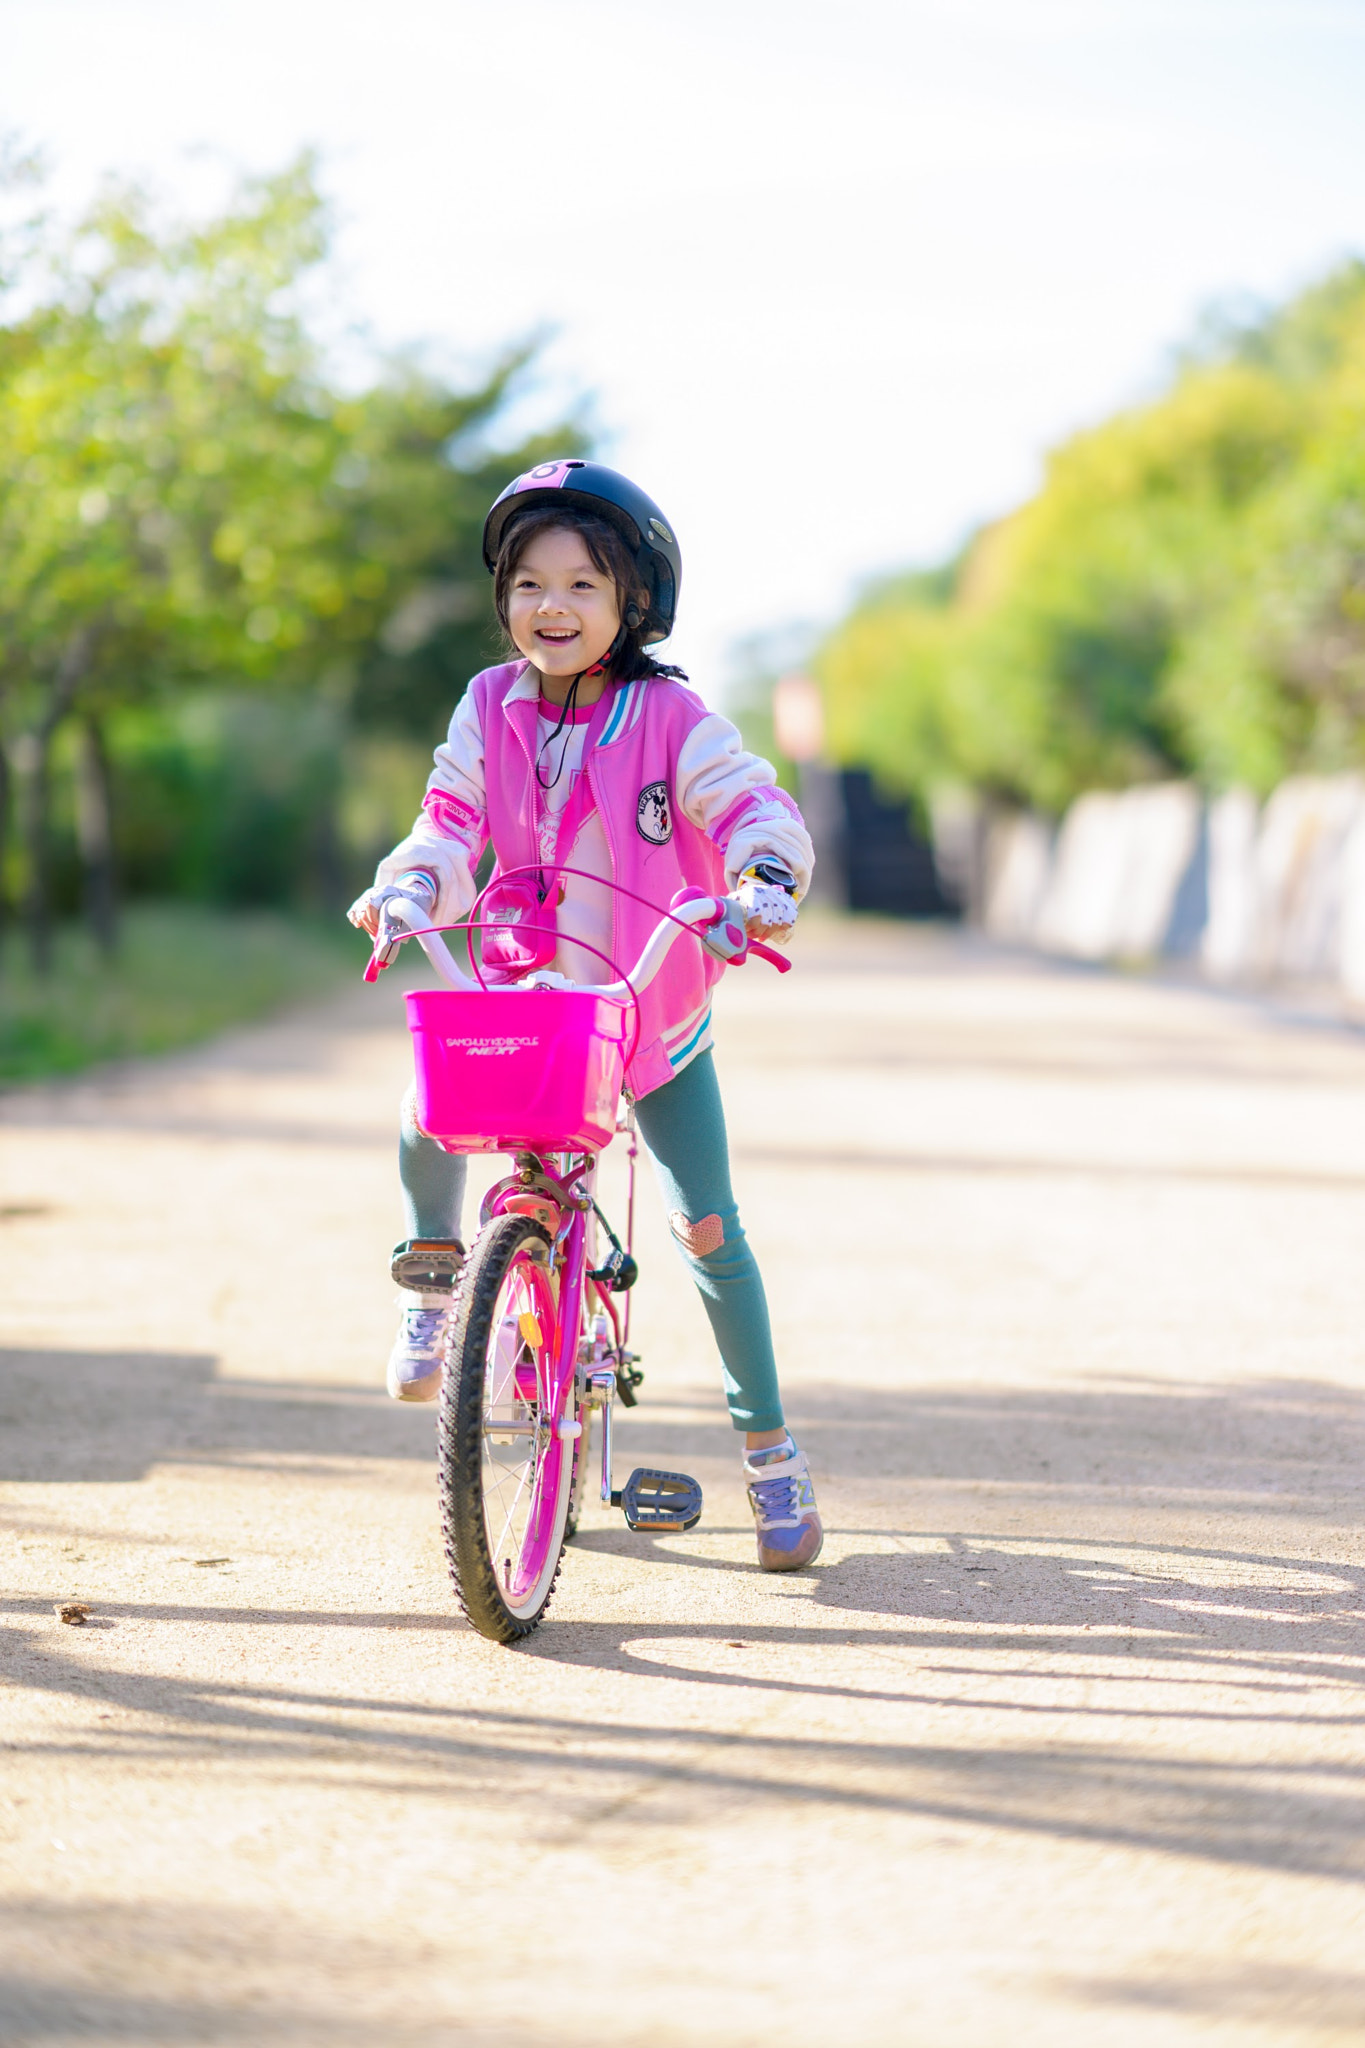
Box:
366;874;791;1532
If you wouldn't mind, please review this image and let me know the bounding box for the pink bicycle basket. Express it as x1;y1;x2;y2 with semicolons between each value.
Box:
406;988;630;1154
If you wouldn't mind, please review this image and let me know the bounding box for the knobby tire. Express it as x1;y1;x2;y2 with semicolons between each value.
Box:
437;1213;572;1644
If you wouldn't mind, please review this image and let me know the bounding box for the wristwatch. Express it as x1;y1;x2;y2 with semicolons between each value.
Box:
740;859;798;896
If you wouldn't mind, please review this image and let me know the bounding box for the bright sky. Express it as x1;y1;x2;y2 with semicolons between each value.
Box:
4;0;1365;693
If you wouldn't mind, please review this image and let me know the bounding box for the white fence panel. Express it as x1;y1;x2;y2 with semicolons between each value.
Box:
1034;784;1199;960
1113;784;1203;956
981;812;1053;942
1252;775;1364;980
1340;813;1365;1003
965;773;1365;1003
1203;789;1260;980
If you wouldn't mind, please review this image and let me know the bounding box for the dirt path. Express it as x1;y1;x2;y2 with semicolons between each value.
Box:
3;921;1365;2046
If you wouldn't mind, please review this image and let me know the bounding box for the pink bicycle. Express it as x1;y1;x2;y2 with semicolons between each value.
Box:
366;872;790;1644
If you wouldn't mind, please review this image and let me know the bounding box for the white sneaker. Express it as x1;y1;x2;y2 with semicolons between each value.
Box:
386;1297;450;1402
743;1438;824;1571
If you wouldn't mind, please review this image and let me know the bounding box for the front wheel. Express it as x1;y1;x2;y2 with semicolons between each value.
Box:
437;1214;574;1643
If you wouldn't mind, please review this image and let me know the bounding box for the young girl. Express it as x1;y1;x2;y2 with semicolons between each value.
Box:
348;459;822;1572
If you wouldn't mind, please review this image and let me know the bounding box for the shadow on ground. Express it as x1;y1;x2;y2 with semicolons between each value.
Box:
5;1345;1364;1499
4;1893;1363;2042
1055;1961;1365;2032
3;1591;1365;1886
0;1348;433;1481
3;1354;1364;1892
0;1899;549;2047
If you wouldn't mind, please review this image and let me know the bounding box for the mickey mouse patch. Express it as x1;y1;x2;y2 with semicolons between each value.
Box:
636;780;673;845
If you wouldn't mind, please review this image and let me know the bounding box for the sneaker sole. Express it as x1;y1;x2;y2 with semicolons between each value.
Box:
757;1524;824;1572
386;1365;443;1403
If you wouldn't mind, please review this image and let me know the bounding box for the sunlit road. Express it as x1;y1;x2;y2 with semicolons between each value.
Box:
3;918;1365;2046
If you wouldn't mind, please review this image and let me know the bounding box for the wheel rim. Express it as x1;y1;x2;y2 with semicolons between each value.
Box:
479;1251;569;1618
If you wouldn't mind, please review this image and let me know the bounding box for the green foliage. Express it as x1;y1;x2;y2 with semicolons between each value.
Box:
95;693;431;910
0;903;358;1082
0;147;584;955
817;261;1365;808
106;694;344;906
0;160;347;712
342;360;578;736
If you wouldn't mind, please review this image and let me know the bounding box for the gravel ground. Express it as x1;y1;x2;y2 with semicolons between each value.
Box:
2;918;1364;2046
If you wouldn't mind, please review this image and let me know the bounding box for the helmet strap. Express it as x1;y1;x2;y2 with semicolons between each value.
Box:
535;670;583;795
584;619;630;680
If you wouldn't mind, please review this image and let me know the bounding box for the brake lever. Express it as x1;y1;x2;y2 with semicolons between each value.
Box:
746;938;793;973
363;898;426;982
363;935;401;983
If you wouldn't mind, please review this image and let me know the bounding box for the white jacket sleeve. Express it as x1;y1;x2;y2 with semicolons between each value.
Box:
373;689;488;923
674;713;815;898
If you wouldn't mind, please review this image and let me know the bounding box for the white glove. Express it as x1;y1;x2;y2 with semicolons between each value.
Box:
347;886;385;934
739;879;797;926
736;861;798;942
347;874;436;937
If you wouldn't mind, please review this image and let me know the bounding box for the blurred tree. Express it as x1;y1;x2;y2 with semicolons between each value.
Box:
0;149;583;963
815;260;1365;813
0;157;340;961
1164;265;1365;788
342;356;576;737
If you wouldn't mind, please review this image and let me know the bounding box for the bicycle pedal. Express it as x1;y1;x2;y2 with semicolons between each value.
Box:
391;1238;466;1293
613;1467;703;1533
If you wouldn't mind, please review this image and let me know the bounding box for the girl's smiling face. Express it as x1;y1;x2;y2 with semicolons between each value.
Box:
505;526;622;681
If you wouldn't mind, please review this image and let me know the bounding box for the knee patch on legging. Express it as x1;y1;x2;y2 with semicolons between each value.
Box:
669;1210;725;1257
400;1085;430;1142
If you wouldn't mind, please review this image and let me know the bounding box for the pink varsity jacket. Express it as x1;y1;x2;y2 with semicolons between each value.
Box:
374;662;813;1098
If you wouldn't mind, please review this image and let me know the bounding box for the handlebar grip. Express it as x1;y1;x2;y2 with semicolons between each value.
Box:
362;887;431;981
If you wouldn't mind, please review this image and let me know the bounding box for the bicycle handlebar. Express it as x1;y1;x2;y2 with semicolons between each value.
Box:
365;882;792;996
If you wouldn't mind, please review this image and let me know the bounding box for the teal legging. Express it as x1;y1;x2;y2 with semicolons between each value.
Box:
398;1048;784;1433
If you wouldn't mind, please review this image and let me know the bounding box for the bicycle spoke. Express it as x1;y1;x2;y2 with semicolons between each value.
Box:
490;1455;535;1574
